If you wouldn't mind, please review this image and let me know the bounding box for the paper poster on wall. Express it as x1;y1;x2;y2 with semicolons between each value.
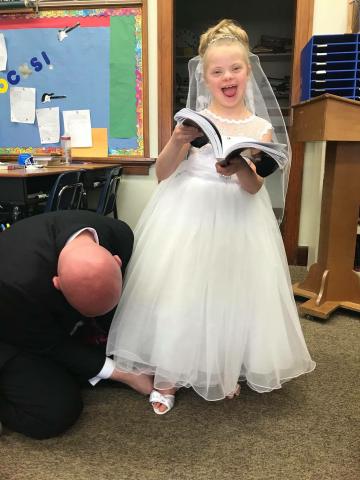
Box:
110;16;136;138
0;33;7;71
63;110;92;148
36;106;59;144
71;128;108;158
0;8;144;156
10;86;35;123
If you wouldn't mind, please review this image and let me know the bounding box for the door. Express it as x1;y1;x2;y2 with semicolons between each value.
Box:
157;0;315;264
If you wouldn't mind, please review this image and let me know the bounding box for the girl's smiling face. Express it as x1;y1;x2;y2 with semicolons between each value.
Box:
204;43;250;115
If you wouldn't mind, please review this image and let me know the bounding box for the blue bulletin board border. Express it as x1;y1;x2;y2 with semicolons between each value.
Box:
0;8;144;156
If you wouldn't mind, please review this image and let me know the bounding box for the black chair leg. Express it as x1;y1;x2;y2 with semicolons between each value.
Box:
113;203;119;219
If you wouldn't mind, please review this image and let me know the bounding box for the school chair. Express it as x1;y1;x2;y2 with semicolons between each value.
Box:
94;166;123;218
45;170;85;212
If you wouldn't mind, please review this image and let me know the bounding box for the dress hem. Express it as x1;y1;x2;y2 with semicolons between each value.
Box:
111;353;317;401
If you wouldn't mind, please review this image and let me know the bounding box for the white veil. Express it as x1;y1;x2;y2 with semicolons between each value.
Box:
186;54;291;223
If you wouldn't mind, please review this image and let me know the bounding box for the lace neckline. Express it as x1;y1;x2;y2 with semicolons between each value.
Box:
204;109;255;124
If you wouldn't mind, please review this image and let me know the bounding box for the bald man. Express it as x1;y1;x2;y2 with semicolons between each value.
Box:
0;211;152;439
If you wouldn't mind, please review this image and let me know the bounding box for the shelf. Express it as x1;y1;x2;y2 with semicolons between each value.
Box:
256;52;292;59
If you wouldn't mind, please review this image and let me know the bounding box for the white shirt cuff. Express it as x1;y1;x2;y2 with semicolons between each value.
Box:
88;357;116;386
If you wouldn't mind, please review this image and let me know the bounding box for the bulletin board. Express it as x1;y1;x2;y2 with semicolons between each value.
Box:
0;3;146;157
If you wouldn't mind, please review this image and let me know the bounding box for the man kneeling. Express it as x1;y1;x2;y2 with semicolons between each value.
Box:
0;211;152;439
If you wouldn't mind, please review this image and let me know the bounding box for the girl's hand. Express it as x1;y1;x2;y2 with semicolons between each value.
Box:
249;147;261;156
155;124;203;182
171;123;202;147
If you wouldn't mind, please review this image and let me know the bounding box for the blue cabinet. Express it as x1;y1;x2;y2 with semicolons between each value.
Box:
301;34;360;101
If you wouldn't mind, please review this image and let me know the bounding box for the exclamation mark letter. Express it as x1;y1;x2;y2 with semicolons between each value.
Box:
41;51;51;65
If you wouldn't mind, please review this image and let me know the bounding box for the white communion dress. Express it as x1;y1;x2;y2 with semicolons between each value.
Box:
107;110;316;401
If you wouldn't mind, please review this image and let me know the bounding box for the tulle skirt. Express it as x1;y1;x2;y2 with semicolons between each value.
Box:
107;171;315;400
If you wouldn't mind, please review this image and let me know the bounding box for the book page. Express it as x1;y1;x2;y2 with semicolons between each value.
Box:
174;108;223;157
222;136;288;173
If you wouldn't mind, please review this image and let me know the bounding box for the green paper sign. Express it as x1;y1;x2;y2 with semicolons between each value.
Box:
110;16;137;138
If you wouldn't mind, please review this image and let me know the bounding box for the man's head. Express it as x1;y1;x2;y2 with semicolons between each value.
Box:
53;237;123;317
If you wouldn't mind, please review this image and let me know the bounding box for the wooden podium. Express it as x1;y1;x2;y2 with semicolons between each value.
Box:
292;94;360;319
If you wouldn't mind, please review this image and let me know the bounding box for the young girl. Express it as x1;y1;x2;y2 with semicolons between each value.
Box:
107;19;315;414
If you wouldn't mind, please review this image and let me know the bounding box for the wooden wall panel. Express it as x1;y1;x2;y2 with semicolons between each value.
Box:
281;0;314;264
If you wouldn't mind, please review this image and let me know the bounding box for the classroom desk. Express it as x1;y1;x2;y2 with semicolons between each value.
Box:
0;161;119;221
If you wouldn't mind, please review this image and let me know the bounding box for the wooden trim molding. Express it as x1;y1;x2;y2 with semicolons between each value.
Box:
141;0;150;158
37;1;144;8
297;246;309;266
0;154;155;175
73;156;155;175
157;0;174;151
0;1;145;13
347;0;360;33
281;0;314;264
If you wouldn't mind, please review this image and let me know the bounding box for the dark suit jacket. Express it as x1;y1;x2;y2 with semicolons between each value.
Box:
0;211;133;377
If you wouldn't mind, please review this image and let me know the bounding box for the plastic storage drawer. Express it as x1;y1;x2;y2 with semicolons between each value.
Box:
301;34;359;101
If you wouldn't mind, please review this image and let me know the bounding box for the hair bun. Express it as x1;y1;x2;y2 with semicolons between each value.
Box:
199;19;249;57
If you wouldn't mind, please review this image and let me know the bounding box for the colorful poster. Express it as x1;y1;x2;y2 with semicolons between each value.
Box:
0;8;143;156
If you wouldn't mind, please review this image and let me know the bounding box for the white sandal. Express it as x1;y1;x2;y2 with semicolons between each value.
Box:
149;390;175;415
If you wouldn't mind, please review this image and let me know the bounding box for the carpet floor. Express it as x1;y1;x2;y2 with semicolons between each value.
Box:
0;267;359;480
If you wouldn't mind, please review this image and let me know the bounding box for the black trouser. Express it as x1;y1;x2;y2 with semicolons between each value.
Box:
0;352;83;439
0;340;106;439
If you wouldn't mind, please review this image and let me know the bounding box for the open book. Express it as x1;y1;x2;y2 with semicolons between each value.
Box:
174;108;288;177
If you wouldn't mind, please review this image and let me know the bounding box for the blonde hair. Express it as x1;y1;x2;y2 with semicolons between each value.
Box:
198;19;249;62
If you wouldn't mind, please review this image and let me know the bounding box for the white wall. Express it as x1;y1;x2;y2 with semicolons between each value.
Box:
116;0;158;229
298;0;349;265
116;166;157;229
313;0;348;34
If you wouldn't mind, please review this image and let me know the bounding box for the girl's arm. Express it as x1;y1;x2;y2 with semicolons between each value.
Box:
155;124;201;182
215;130;272;194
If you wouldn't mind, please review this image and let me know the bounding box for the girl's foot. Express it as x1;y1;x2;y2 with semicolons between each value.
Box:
226;383;241;399
150;387;177;414
111;369;153;395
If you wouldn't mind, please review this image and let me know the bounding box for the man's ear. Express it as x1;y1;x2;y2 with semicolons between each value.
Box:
113;255;122;267
52;276;61;291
